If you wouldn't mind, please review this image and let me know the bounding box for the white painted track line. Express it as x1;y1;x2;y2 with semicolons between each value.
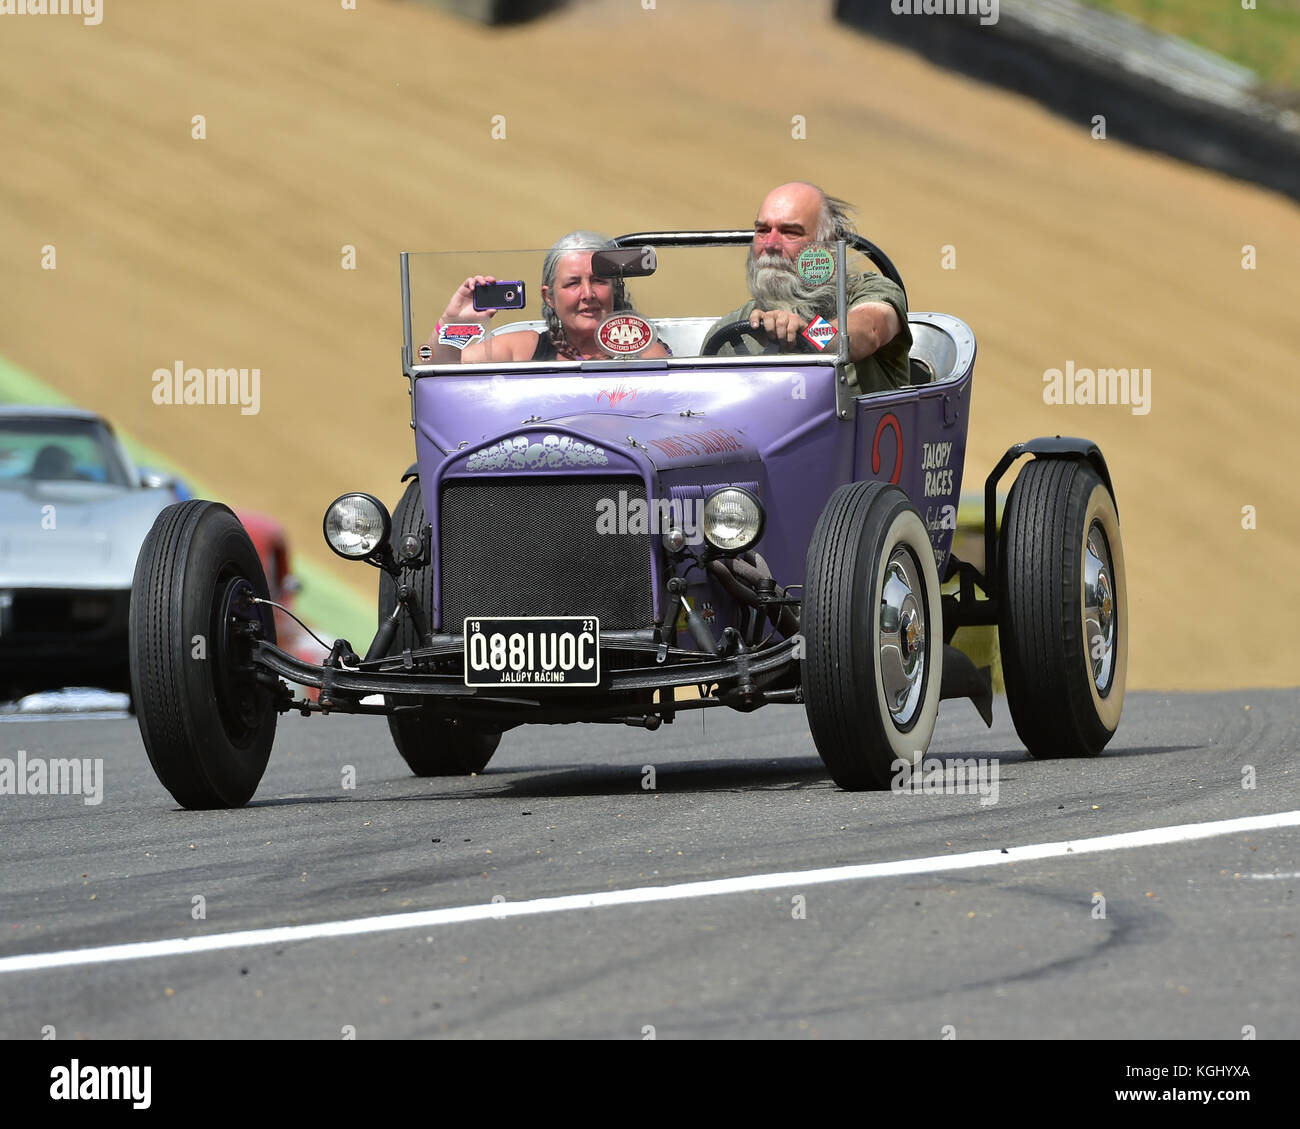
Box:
3;810;1297;975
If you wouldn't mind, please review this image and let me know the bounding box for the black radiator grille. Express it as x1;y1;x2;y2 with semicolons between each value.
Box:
439;476;655;631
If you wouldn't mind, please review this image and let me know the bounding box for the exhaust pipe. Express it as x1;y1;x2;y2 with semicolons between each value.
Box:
705;551;799;639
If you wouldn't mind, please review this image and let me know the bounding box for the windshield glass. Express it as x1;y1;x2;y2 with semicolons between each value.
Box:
0;417;132;486
405;238;880;368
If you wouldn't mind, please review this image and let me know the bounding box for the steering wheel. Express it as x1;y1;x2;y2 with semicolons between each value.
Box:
700;319;818;357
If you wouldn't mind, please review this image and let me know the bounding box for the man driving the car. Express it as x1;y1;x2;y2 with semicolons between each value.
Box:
708;182;911;395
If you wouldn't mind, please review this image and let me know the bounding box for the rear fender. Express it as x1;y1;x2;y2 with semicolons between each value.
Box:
983;437;1117;586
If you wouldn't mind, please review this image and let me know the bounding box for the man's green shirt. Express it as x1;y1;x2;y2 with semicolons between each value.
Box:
708;272;912;395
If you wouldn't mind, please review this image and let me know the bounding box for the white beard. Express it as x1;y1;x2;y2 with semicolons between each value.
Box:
747;251;834;322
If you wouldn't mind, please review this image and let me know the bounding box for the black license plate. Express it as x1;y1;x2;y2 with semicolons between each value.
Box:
463;617;600;688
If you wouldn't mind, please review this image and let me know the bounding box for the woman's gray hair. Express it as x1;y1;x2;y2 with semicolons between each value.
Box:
540;230;630;358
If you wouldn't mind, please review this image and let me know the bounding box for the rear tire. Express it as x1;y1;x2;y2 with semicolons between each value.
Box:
802;482;943;790
379;479;500;776
998;458;1127;758
129;501;278;808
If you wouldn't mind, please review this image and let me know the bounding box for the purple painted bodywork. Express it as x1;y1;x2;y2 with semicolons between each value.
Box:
412;356;973;643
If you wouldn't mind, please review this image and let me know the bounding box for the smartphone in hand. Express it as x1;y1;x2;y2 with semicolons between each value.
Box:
473;281;526;310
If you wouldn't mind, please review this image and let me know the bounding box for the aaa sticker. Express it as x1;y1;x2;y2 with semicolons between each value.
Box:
597;314;657;356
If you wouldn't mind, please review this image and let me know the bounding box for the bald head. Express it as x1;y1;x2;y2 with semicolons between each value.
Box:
754;182;822;250
753;182;856;259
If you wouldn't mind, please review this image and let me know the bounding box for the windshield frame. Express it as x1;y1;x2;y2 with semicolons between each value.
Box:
399;232;881;379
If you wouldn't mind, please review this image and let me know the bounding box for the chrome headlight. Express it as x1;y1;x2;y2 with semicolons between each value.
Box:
323;493;391;560
702;487;764;554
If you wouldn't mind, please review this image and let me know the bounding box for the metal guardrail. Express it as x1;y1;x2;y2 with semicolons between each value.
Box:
400;0;566;25
835;0;1300;200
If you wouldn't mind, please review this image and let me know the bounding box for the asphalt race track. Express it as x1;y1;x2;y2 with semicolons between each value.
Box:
1;691;1295;1040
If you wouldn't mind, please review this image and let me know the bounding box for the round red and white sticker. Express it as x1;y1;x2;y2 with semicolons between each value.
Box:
597;314;657;356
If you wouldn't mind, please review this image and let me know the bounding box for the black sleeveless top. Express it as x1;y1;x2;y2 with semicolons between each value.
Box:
531;334;560;361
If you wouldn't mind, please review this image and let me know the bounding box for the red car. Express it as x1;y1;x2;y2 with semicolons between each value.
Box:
237;510;330;694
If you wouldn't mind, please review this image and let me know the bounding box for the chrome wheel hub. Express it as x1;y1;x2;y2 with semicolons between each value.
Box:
1083;521;1116;694
879;548;927;726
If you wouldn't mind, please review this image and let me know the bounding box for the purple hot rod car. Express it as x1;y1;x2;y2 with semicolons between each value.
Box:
129;231;1126;808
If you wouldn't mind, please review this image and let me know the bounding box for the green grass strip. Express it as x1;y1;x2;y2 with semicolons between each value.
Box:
1078;0;1300;93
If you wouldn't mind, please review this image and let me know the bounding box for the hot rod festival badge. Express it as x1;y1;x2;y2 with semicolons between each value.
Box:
795;245;835;285
597;314;657;356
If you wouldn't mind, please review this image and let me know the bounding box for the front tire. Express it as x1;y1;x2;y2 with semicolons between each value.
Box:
129;501;278;808
998;458;1127;758
379;479;500;776
802;482;944;790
